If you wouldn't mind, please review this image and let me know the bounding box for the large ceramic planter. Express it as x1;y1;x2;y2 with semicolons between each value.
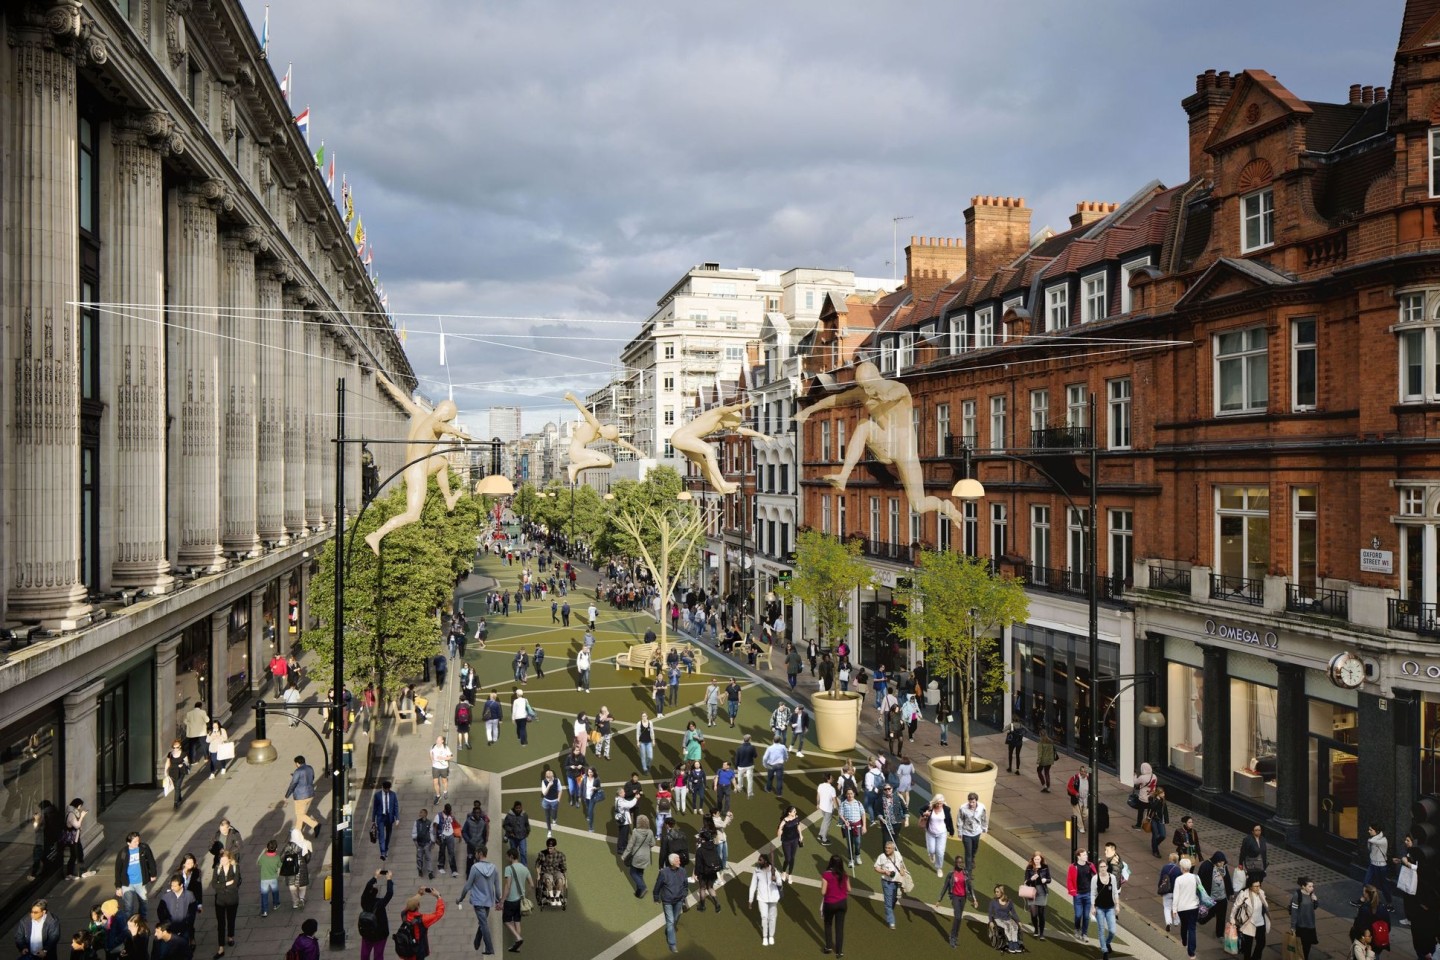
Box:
928;755;1000;812
812;691;864;752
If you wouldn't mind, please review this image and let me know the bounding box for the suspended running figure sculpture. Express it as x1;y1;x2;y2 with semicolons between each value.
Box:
794;360;964;525
364;370;475;555
669;400;773;495
564;391;645;483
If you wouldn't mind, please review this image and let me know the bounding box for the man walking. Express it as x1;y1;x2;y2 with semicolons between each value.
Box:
503;801;532;866
704;679;720;728
575;648;591;693
372;781;400;861
724;679;742;728
511;691;531;746
284;756;320;836
463;802;490;873
957;791;989;876
653;853;689;954
113;832;158;918
482;694;502;746
459;845;500;955
762;737;789;797
785;645;802;691
183;701;209;764
815;772;837;845
560;601;570;627
735;735;757;799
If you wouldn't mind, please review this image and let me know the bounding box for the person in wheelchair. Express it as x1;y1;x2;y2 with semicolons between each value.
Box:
536;837;567;900
989;884;1025;953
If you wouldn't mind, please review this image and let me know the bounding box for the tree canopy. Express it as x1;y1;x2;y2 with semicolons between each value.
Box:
779;530;873;686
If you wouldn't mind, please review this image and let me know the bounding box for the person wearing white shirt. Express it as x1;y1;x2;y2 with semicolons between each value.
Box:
575;648;591;692
587;604;598;629
14;899;58;959
748;853;784;946
762;739;789;797
815;774;838;844
512;692;532;746
429;736;452;804
1171;858;1202;960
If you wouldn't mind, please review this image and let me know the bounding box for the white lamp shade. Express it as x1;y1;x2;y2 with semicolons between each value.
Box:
951;478;986;501
475;475;515;496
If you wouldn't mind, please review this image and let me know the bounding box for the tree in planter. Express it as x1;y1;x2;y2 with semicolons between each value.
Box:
302;478;484;706
609;494;707;664
894;550;1028;770
778;530;874;699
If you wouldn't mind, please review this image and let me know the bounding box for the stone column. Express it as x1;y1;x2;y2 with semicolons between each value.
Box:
62;679;106;852
344;351;362;518
104;114;174;592
255;267;286;544
220;231;260;555
4;7;92;626
169;182;226;571
319;331;338;528
248;588;266;694
1270;662;1307;841
297;562;312;639
1198;644;1229;799
155;635;181;778
279;569;295;658
304;318;324;531
282;291;308;537
209;607;232;724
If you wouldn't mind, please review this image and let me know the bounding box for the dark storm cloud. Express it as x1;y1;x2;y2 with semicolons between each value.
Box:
246;0;1399;428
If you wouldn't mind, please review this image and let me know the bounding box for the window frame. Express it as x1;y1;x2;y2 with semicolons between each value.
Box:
976;307;995;349
1430;130;1440;198
935;403;951;456
1107;377;1132;450
1081;271;1107;324
1214;485;1271;581
1108;508;1133;587
1290;317;1317;411
1031;505;1051;571
990;503;1008;559
989;396;1006;452
961;401;977;448
1214;326;1269;415
1046;284;1070;331
1029;389;1049;434
1293;487;1318;590
1119;256;1151;315
1240;187;1275;253
820;420;831;461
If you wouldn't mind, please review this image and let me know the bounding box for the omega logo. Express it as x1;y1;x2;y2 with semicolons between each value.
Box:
1401;660;1440;679
1204;618;1279;649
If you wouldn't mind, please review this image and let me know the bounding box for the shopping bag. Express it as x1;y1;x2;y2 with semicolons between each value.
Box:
1223;923;1240;955
216;741;236;761
162;776;174;798
1399;862;1419;896
1285;930;1303;960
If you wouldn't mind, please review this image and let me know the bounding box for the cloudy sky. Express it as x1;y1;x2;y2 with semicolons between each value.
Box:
243;1;1401;432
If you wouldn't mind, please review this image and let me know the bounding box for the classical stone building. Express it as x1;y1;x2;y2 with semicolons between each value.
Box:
0;0;414;914
797;0;1440;864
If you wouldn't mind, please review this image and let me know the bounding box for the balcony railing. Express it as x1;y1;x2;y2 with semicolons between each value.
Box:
1030;425;1092;450
860;539;916;565
1022;565;1126;602
935;434;968;458
1286;583;1348;619
1390;598;1440;636
1210;573;1263;606
1149;565;1192;595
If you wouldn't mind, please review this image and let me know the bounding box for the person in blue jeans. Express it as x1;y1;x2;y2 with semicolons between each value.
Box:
1068;849;1097;942
637;715;654;772
872;665;888;710
1092;859;1121;956
875;839;907;928
653;853;689;952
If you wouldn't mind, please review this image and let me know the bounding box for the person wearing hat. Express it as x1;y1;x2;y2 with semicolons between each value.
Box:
14;899;59;958
1197;851;1234;939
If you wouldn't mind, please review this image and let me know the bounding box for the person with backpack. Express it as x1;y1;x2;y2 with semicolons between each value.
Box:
660;822;691;875
462;802;491;874
434;805;460;879
393;889;444;960
281;828;312;910
285;917;320;960
500;849;532;953
1350;884;1391;959
693;830;722;912
357;871;394;960
1197;850;1233;938
1159;852;1183;933
1290;877;1320;960
454;700;473;750
935;855;973;948
502;801;531;867
1174;815;1203;862
413;808;436;880
458;847;500;955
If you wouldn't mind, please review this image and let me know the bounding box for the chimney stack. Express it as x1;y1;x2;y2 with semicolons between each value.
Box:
963;196;1032;280
1362;85;1375;105
1069;201;1119;229
1349;84;1363;104
904;235;967;300
1182;69;1236;180
1376;85;1387;102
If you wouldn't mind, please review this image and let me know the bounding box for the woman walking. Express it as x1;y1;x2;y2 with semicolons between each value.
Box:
538;768;562;834
1231;872;1272;960
895;756;915;811
688;760;707;814
1290;877;1320;960
595;708;613;760
1159;853;1183;933
820;855;850;957
211;849;240;957
652;674;667;719
776;805;804;883
206;721;232;778
1148;787;1170;857
708;807;732;871
885;704;905;757
637;714;654;773
1023;852;1052;939
282;828;312;909
693;829;722;912
1132;762;1157;828
748;853;783;946
935;854;972;948
620;815;654;898
1035;733;1056;792
64;798;94;880
672;764;688;816
838;787;866;869
1173;858;1202;960
922;796;952;876
1092;858;1122;959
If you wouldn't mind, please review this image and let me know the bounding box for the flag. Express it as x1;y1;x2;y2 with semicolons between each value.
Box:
342;177;354;225
280;62;291;104
293;107;309;142
326;151;335;192
352;217;365;252
314;140;324;169
260;5;269;56
397;318;405;342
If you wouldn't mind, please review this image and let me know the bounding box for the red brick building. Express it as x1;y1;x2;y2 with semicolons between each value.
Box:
796;2;1440;861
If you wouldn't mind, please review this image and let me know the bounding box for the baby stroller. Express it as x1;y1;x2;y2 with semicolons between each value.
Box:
538;866;567;910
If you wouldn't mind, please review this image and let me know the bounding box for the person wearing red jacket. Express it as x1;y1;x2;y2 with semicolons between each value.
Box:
1067;850;1098;943
396;888;445;959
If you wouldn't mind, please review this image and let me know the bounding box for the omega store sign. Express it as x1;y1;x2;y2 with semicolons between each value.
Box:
1203;618;1279;650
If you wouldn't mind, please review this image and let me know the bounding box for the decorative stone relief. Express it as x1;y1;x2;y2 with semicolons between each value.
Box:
165;0;190;68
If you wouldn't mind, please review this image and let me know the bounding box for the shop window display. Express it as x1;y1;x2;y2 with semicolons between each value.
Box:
1308;701;1359;852
1166;664;1205;776
1422;699;1440;796
1230;679;1278;805
0;708;61;916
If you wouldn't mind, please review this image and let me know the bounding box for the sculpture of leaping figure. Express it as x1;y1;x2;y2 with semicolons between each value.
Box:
364;371;475;555
564;391;644;485
794;360;963;526
670;400;773;495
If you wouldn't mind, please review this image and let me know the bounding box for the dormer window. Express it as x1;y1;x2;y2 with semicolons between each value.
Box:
976;307;995;348
1241;188;1274;253
879;340;896;374
949;314;968;354
897;333;915;372
1046;285;1069;331
1081;272;1107;323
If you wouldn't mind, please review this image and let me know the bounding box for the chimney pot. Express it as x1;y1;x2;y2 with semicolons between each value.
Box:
1376;86;1387;102
1349;83;1363;104
1219;71;1234;88
1362;85;1375;105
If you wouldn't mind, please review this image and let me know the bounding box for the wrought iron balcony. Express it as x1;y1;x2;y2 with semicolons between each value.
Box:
1022;565;1125;601
1148;564;1192;595
1285;583;1348;619
1390;597;1440;636
1210;573;1263;606
1030;425;1092;450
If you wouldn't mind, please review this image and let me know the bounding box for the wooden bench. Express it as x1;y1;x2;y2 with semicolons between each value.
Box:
615;641;709;678
752;644;773;672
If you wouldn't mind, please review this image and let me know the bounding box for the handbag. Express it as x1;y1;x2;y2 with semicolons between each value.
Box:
216;741;236;761
368;820;378;844
1018;884;1038;900
898;864;914;895
1399;862;1419;896
1141;813;1152;832
520;895;534;916
1126;788;1140;809
1223;923;1240;955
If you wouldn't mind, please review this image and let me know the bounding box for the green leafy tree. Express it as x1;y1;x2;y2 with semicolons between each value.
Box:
894;551;1029;770
779;530;874;698
595;467;686;559
301;478;483;703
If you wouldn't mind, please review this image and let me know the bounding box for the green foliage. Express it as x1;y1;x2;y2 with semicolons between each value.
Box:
595;466;686;559
301;477;482;699
894;551;1029;767
779;531;873;685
